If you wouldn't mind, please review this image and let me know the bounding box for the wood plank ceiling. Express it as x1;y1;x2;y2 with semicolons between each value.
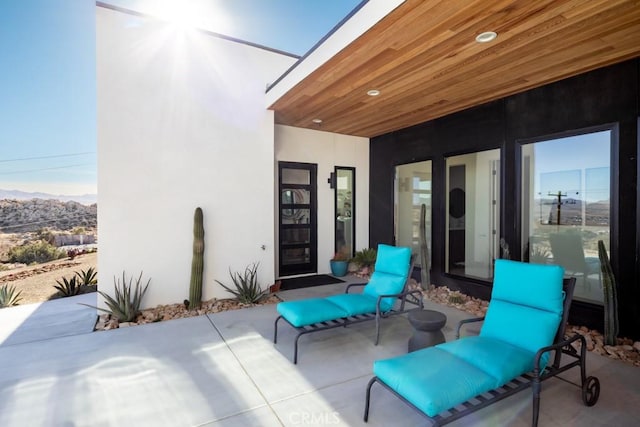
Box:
268;0;640;138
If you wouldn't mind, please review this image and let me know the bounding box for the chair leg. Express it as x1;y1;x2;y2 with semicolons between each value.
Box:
374;314;381;345
364;376;378;422
273;316;282;344
532;377;541;427
294;332;304;364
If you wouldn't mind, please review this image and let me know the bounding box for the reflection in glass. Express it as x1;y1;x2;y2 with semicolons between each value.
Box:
281;188;310;204
395;161;432;269
281;229;310;245
282;247;310;265
445;149;501;280
281;209;310;224
521;130;611;304
281;188;310;220
281;168;310;185
335;167;355;257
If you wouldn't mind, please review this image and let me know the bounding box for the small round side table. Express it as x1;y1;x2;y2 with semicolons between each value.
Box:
408;309;447;352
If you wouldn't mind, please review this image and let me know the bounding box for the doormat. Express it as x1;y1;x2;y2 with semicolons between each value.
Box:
279;274;345;291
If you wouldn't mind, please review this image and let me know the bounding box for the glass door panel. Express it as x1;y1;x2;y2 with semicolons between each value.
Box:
445;149;501;280
334;167;355;257
521;130;611;304
394;161;432;270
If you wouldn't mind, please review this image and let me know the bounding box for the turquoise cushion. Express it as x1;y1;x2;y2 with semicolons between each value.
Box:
325;294;378;316
373;244;412;276
438;337;537;385
277;299;347;327
491;259;564;312
363;271;407;311
374;347;498;417
482;260;564;357
481;301;561;359
362;245;411;312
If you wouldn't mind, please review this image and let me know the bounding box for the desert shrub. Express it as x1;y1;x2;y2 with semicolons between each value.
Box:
7;241;66;264
216;263;266;304
0;284;23;308
36;228;56;245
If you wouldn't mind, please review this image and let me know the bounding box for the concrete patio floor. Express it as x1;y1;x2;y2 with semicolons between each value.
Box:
0;280;638;426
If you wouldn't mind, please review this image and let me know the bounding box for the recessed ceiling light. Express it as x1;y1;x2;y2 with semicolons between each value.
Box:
367;89;381;96
475;31;497;43
312;118;323;124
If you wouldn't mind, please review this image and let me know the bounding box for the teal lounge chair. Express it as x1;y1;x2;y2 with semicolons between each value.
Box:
274;244;423;363
364;259;600;426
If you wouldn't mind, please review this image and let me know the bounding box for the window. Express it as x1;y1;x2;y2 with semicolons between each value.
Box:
334;167;355;257
521;130;611;304
445;149;501;280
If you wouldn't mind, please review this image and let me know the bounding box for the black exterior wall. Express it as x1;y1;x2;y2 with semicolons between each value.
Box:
370;58;640;339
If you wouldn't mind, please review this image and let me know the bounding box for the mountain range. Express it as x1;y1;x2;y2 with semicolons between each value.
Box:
0;189;96;205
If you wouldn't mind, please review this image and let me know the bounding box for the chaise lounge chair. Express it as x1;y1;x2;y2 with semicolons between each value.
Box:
364;259;600;426
274;244;423;363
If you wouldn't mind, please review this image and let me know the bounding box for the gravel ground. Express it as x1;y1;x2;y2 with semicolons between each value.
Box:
0;252;97;304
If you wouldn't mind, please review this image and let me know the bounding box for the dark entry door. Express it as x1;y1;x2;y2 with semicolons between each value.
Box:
278;162;317;276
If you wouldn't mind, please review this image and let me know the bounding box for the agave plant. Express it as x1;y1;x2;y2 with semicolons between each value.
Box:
54;275;82;297
0;284;23;308
83;271;150;322
216;263;266;304
75;267;98;286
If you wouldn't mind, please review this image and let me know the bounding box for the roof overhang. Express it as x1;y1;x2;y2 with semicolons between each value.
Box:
267;0;640;138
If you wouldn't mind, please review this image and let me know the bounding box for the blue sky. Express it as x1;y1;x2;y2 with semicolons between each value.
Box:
0;0;361;195
532;131;611;202
0;0;96;195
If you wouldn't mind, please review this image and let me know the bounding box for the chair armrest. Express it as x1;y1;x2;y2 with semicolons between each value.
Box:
533;333;586;376
456;317;485;339
402;289;425;309
345;283;367;293
375;289;424;314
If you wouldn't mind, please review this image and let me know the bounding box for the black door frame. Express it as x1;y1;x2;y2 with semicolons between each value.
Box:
278;161;318;276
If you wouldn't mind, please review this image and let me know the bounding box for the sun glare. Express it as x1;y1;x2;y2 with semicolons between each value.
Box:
147;0;231;34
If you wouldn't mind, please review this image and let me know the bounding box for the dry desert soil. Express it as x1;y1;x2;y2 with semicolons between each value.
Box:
0;252;97;304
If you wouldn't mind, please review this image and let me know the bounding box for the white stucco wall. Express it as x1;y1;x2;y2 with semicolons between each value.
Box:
275;125;369;276
97;7;296;307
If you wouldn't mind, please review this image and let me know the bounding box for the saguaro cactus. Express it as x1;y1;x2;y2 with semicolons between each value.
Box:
419;203;430;289
598;240;619;346
189;207;205;310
